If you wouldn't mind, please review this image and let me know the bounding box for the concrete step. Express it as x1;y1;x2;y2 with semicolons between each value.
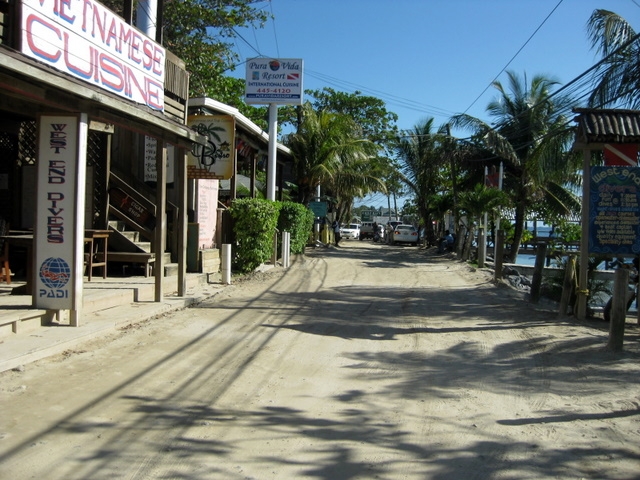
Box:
135;242;151;252
0;272;210;340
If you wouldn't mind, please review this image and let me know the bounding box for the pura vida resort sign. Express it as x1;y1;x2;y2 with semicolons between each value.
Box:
21;0;166;110
245;58;303;105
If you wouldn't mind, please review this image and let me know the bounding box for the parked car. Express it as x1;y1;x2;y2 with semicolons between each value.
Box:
340;223;360;240
389;224;419;245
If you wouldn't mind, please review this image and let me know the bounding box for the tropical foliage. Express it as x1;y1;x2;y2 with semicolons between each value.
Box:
457;184;509;260
452;71;581;262
284;103;384;222
587;9;640;109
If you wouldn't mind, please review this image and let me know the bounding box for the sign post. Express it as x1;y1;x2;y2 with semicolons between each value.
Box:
245;58;303;201
35;114;88;324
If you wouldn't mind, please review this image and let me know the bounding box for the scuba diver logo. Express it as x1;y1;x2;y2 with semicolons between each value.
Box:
39;257;71;290
191;122;232;169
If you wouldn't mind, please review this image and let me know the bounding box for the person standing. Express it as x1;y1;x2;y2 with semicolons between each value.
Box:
332;220;341;247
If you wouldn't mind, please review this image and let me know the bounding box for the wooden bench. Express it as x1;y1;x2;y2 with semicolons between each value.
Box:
108;252;155;277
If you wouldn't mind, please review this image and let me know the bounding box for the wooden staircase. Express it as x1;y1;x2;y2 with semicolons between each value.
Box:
107;173;178;277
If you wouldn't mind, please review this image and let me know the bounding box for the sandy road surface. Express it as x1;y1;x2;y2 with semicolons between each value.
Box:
1;241;640;479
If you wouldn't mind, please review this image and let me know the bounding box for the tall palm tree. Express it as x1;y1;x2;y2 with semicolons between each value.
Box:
452;71;581;262
587;9;640;108
285;103;382;221
396;118;447;245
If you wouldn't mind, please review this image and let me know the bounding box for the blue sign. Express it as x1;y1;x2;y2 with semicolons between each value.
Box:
309;201;327;218
589;166;640;255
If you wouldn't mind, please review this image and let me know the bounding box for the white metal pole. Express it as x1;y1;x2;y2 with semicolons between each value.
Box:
482;166;488;263
221;244;232;284
496;162;504;231
267;103;278;201
136;0;157;38
282;231;290;268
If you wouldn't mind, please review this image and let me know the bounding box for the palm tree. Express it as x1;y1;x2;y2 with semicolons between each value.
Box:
457;184;509;261
396;118;448;245
452;71;581;262
587;9;640;108
285;103;382;221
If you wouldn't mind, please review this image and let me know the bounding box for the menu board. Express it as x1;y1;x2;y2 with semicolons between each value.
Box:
589;166;640;255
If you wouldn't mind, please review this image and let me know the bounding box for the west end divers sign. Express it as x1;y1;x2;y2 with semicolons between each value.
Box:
245;58;303;105
35;115;87;311
589;166;640;255
21;0;165;111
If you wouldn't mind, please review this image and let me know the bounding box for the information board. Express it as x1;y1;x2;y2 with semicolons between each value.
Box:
309;201;327;218
245;58;303;105
589;166;640;255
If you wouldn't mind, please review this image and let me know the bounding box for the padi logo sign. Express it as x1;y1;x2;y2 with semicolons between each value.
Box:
39;257;70;298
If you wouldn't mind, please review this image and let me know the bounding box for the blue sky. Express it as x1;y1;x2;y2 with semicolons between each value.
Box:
231;0;640;206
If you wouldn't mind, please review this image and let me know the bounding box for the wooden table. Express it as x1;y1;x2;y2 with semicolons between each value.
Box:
1;230;111;293
84;230;110;281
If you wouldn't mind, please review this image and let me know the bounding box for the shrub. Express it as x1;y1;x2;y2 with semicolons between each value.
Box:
278;201;314;254
229;198;280;273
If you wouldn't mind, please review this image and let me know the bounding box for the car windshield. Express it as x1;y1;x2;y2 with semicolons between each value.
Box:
349;224;359;229
396;226;413;232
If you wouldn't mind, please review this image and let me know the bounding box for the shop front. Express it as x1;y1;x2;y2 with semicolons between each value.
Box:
0;0;202;325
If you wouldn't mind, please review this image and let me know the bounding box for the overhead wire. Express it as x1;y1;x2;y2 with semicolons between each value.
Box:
229;2;638;162
462;0;565;116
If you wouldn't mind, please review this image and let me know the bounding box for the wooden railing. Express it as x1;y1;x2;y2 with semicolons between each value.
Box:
109;171;180;260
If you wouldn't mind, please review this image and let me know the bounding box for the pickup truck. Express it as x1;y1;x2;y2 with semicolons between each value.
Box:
359;222;375;240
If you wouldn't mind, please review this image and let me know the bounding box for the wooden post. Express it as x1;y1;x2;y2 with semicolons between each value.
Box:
494;229;505;281
607;268;629;351
530;241;547;303
154;142;166;302
558;255;576;317
177;148;187;297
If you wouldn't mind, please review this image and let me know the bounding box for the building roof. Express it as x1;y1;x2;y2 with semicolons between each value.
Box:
574;108;640;147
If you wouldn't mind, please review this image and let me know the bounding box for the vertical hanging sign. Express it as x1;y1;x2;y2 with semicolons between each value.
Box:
35;114;87;310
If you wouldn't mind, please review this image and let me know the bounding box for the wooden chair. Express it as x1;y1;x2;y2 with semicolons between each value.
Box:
0;219;10;284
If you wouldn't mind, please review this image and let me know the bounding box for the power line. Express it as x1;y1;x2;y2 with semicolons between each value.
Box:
268;0;280;58
462;0;565;115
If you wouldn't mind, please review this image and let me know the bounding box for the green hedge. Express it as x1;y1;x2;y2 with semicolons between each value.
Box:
277;201;314;254
228;198;314;273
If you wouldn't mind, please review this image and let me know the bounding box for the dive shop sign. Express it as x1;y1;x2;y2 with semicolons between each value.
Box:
35;115;87;311
21;0;166;111
589;166;640;255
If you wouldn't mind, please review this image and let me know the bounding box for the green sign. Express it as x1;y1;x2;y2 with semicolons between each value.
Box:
361;210;374;221
309;201;327;218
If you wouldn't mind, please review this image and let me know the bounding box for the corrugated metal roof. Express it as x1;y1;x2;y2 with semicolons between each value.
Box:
574;108;640;144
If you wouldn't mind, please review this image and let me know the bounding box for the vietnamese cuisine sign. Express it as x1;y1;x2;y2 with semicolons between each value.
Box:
187;115;235;180
589;166;640;255
245;58;303;105
35;115;87;311
21;0;165;110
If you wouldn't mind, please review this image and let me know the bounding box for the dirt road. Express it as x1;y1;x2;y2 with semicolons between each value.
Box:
2;241;640;479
